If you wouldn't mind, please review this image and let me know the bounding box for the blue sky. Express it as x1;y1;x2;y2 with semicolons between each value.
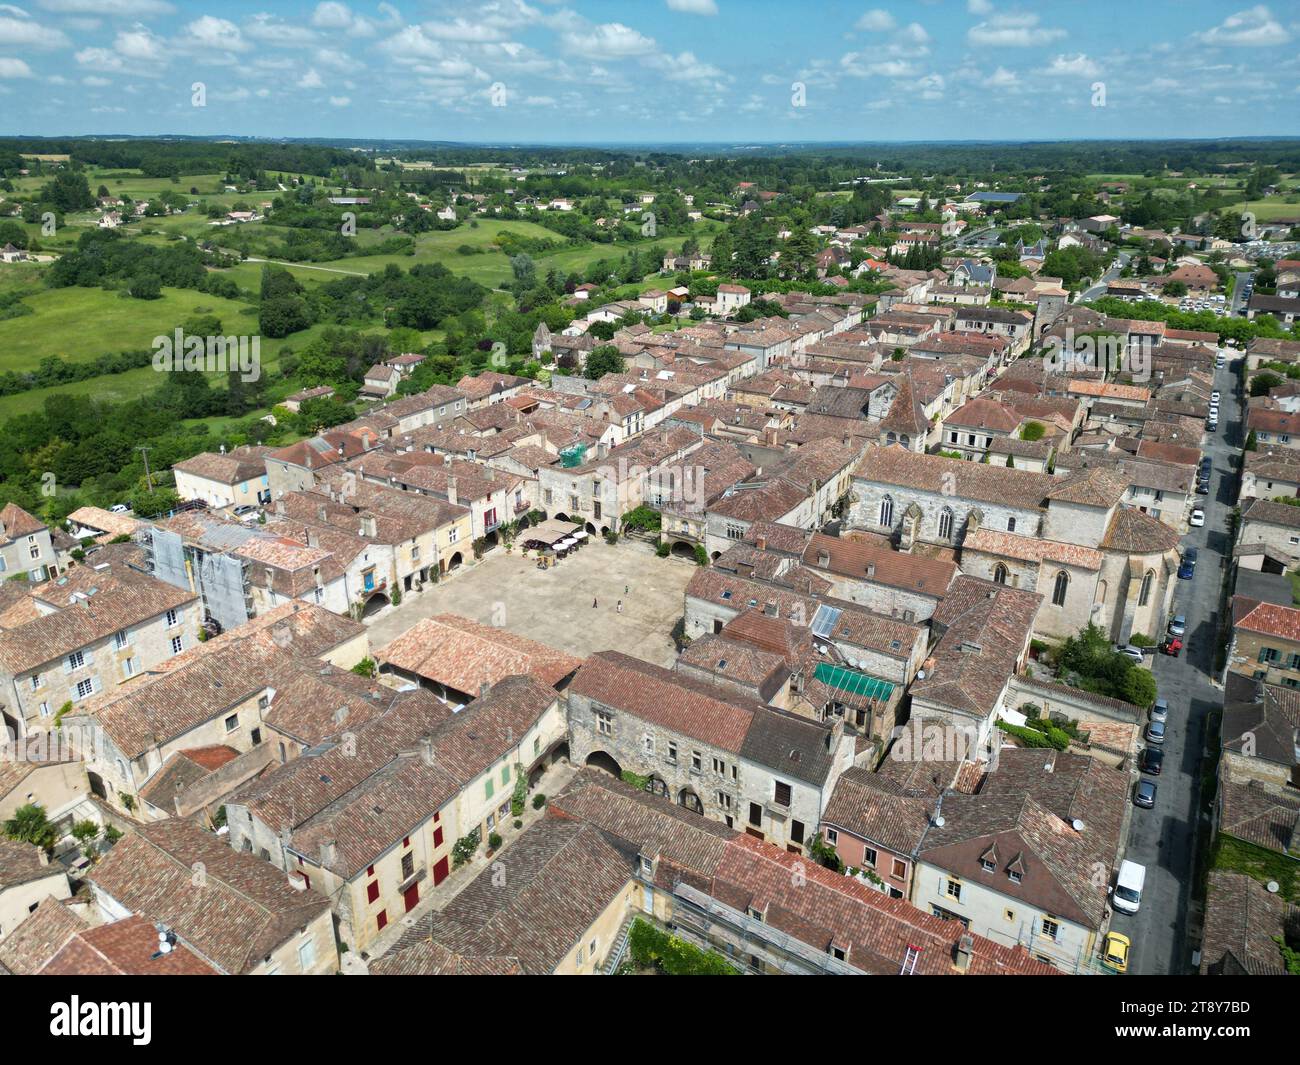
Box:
1;0;1298;142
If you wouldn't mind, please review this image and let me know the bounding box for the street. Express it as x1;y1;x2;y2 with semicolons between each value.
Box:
1108;351;1239;974
1078;251;1130;302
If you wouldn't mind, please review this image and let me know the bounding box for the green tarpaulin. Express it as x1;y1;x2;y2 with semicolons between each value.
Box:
813;662;896;702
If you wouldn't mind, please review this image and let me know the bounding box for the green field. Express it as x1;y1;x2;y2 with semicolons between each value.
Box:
1235;198;1300;222
0;285;258;370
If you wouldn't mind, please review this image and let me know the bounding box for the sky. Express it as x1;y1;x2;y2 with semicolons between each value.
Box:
1;0;1298;143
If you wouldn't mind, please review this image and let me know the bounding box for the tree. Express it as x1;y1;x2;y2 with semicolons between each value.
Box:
584;345;624;380
1020;421;1046;441
3;803;57;852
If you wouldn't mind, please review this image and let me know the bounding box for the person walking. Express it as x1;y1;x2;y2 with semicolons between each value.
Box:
617;600;623;614
592;597;598;608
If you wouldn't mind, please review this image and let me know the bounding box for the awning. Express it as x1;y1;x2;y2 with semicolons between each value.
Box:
813;662;896;703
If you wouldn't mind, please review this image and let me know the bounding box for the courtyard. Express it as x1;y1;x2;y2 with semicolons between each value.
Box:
365;539;696;667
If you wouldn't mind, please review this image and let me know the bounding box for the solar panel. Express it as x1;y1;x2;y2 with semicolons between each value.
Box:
810;605;841;638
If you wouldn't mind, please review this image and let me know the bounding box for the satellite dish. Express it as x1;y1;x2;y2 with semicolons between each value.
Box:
933;815;945;828
1267;881;1280;893
1072;819;1085;832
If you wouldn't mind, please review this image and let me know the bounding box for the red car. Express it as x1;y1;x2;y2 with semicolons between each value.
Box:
1160;637;1183;657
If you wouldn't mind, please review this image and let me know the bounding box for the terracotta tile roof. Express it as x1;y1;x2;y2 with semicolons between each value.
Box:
962;528;1102;571
0;502;46;540
912;577;1040;718
1099;506;1180;554
0;838;64;893
87;819;332;974
172;446;271;485
549;771;1053;975
946;398;1022;433
854;446;1055;512
0;896;85;974
804;531;957;595
1217;777;1300;856
571;650;839;785
822;765;936;854
918;749;1128;929
372;816;631;975
1044;468;1127;509
41;914;219;975
1200;871;1299;975
0;565;197;675
377;614;582;694
238;676;558;880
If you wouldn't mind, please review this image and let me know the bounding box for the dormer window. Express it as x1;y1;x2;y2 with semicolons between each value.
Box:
980;858;996;873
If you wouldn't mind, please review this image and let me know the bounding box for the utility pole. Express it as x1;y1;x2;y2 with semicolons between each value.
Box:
136;445;154;492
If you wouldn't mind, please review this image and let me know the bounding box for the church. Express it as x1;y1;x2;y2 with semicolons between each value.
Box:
848;446;1181;643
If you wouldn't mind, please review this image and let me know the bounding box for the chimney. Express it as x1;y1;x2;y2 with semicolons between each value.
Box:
866;563;876;578
817;549;830;567
306;531;319;549
954;934;974;973
317;505;327;522
361;515;376;538
763;601;778;617
447;476;458;506
756;535;767;551
37;847;49;866
319;840;338;869
478;681;491;698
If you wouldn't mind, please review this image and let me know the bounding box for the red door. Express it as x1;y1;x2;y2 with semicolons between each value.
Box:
404;883;419;912
432;856;449;886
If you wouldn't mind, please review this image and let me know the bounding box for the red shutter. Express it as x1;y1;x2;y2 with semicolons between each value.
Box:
367;880;379;903
432;856;449;886
404;884;419;912
376;910;388;931
433;825;444;848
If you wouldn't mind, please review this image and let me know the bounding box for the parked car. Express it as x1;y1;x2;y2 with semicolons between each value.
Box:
1139;747;1164;775
1206;419;1217;432
1102;931;1132;973
1134;780;1157;810
109;503;130;514
1146;719;1167;745
1189;508;1205;527
1211;391;1221;404
1150;699;1168;724
1195;479;1210;495
1116;644;1146;664
233;504;260;522
1178;548;1197;579
1168;614;1186;638
1160;636;1183;657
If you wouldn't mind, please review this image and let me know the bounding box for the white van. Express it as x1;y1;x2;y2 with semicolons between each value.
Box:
1112;859;1146;915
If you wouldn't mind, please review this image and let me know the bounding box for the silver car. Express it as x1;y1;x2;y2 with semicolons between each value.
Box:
1150;699;1168;725
1146;719;1167;745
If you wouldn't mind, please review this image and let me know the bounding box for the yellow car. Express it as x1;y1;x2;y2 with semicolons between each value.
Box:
1102;931;1131;973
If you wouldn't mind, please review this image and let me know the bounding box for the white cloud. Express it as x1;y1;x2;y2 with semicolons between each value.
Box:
74;45;124;71
984;65;1018;87
855;9;895;32
0;55;32;76
967;0;994;13
968;13;1065;47
1195;6;1290;47
666;0;718;14
841;51;919;78
0;11;68;48
244;14;319;46
1045;53;1100;78
311;2;375;37
177;15;250;54
329;94;350;106
298;68;323;88
113;25;165;61
562;22;656;59
377;25;444;61
646;50;724;82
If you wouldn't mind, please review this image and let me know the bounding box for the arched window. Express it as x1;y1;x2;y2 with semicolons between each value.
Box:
885;431;897;445
1138;570;1154;607
993;563;1008;585
1007;516;1017;533
1052;570;1069;606
899;434;911;449
879;495;894;527
938;507;954;541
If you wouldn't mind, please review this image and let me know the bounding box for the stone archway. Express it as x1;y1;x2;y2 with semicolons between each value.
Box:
585;750;622;777
677;788;703;815
361;592;390;619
